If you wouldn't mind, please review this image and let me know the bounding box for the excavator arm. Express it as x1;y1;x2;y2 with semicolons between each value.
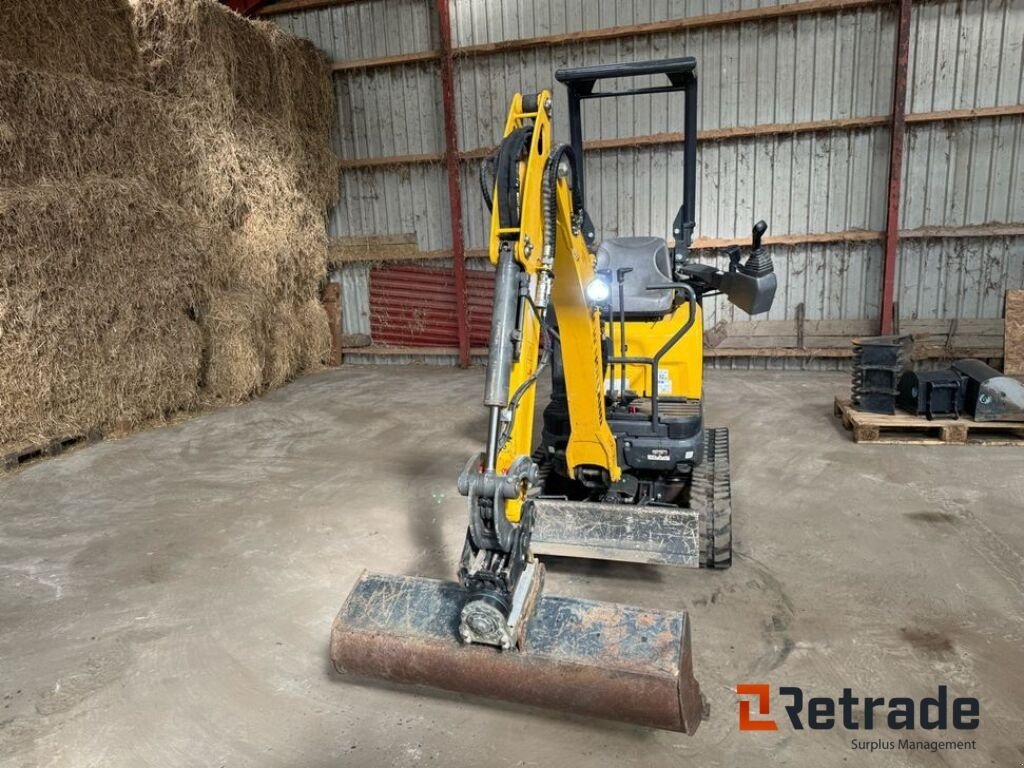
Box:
455;91;620;648
486;92;619;495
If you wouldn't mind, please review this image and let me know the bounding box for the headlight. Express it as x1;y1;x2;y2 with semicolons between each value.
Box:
585;277;611;304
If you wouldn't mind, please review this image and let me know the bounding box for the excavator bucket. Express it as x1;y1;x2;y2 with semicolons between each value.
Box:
330;570;704;733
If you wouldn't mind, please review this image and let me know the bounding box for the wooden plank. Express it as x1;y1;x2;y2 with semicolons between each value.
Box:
834;398;1024;446
708;319;875;339
704;347;855;358
343;225;1021;266
1005;290;1024;376
901;318;1005;335
460;118;891;163
342;343;999;361
339;107;1024;171
340;333;372;348
898;223;1024;239
706;319;1004;355
342;345;489;357
693;230;881;249
339;152;444;169
454;0;886;57
326;225;1019;263
329;234;420;264
332;50;440;72
905;104;1024;125
2;431;101;473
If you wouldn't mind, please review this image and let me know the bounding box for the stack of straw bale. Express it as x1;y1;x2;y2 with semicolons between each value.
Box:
0;0;336;454
132;0;336;401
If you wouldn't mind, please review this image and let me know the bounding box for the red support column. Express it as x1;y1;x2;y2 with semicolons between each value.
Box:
435;0;471;367
880;0;912;335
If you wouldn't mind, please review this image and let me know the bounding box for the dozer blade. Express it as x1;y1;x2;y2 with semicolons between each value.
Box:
529;499;700;566
330;571;703;733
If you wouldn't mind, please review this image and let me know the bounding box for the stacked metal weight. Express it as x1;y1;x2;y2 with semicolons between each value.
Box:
851;335;912;414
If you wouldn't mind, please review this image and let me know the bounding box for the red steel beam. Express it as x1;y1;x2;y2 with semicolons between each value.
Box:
880;0;912;335
221;0;272;15
435;0;470;367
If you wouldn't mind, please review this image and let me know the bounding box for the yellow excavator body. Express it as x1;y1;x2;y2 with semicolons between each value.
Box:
330;56;778;732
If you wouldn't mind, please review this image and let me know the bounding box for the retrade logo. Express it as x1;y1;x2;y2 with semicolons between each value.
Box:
736;683;778;731
736;684;979;732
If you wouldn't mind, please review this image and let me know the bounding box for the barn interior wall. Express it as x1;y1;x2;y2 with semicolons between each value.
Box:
271;0;1024;365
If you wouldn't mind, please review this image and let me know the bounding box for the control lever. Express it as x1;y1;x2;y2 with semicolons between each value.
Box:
725;246;742;273
740;220;773;278
751;219;767;250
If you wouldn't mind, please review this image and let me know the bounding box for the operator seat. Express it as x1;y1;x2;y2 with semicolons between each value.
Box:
595;237;675;318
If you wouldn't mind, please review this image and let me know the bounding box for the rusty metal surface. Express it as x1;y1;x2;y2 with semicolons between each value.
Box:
330;572;703;733
529;499;700;567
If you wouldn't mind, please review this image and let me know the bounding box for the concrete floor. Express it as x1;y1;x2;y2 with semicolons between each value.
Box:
1;366;1023;767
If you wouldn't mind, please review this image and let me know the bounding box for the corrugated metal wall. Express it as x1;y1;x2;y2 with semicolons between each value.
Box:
270;0;1024;366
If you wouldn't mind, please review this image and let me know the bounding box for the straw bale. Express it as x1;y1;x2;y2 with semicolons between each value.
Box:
0;61;183;192
0;177;206;451
0;0;141;84
200;290;263;403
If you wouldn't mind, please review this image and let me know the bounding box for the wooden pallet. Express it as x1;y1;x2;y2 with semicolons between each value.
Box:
2;430;102;473
834;398;1024;445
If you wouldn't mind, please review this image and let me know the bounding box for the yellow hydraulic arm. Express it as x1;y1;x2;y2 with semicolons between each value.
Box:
452;90;622;650
482;90;619;524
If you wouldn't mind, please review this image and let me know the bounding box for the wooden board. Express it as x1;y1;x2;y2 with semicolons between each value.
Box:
2;431;102;473
341;345;489;357
329;233;420;264
1006;290;1024;377
833;398;1024;446
706;318;1004;359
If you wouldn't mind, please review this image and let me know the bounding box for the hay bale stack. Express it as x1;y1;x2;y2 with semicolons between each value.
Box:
0;0;141;84
132;0;337;206
0;62;184;191
132;0;286;123
0;0;337;453
132;0;337;404
0;0;204;453
0;179;206;448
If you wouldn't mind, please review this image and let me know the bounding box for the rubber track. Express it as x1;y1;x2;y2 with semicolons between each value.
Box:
691;427;732;569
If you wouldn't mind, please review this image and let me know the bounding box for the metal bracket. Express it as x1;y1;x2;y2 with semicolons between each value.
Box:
459;561;541;649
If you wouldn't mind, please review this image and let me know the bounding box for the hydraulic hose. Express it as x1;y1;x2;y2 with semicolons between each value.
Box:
541;144;583;255
495;126;534;235
479;155;497;212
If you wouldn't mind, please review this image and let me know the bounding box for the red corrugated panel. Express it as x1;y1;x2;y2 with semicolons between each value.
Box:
370;266;494;348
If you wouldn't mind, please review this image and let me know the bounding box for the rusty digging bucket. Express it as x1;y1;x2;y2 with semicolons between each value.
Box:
329;570;704;733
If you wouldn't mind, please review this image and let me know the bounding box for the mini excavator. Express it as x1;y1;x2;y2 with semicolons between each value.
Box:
331;57;777;732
